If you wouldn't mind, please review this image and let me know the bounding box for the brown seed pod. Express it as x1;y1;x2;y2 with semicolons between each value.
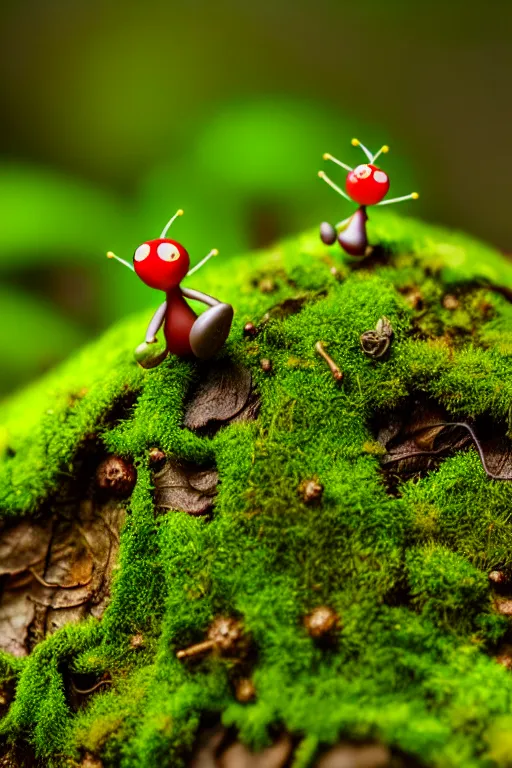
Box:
304;606;339;638
95;456;136;496
243;322;258;338
299;479;324;504
235;678;256;703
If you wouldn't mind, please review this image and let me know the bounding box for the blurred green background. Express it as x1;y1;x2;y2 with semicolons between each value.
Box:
0;0;511;396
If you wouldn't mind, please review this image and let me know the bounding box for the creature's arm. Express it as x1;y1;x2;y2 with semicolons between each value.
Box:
181;287;220;308
145;301;167;343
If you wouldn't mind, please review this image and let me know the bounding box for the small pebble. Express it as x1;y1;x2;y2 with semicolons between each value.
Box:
243;322;258;338
304;605;339;638
235;678;256;703
489;570;508;585
260;358;273;373
443;294;459;310
300;479;324;504
258;278;276;294
148;447;166;465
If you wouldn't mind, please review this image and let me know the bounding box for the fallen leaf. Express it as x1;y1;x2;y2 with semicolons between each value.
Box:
0;497;125;657
184;361;252;432
154;459;219;516
376;398;512;481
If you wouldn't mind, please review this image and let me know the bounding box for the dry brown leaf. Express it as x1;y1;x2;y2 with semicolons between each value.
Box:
154;459;219;516
0;498;125;657
184;361;252;432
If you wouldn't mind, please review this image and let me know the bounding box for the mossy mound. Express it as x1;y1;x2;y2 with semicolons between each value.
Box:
2;212;512;766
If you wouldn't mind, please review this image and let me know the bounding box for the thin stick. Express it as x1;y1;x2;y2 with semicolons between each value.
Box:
106;251;135;272
318;171;351;202
323;153;353;172
29;567;92;590
315;341;343;382
176;639;216;659
71;679;112;695
377;192;419;206
186;249;218;278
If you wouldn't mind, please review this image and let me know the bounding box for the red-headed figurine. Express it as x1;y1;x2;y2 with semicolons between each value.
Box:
107;210;233;368
318;138;419;257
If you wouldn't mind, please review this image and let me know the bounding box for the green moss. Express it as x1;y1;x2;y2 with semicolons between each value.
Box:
2;210;512;766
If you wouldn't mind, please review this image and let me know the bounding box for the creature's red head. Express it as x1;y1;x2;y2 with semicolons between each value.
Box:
133;238;190;291
346;163;390;206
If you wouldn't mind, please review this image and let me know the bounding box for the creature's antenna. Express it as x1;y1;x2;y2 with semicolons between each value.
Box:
372;145;389;163
160;208;184;239
106;251;135;272
186;249;218;278
377;192;419;206
351;138;373;163
323;153;353;172
318;171;352;202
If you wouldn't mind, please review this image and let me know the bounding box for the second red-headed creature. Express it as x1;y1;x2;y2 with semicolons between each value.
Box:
318;138;419;257
108;210;233;368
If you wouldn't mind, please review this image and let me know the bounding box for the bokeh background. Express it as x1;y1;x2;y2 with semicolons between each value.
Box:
0;0;511;396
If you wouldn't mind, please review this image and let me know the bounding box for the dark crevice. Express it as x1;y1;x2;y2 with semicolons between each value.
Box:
371;395;512;494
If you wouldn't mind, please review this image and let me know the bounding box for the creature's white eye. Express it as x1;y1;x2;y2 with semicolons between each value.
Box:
373;171;389;184
134;243;151;262
354;164;372;180
157;242;181;262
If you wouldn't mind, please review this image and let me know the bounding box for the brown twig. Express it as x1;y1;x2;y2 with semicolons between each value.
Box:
29;567;93;590
315;341;343;382
71;678;112;695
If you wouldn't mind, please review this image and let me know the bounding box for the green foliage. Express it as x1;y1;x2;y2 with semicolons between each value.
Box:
2;211;512;766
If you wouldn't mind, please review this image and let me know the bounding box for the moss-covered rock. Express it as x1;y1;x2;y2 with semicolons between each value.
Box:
2;211;512;766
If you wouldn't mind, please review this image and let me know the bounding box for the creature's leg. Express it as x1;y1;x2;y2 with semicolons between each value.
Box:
189;303;234;359
181;288;234;359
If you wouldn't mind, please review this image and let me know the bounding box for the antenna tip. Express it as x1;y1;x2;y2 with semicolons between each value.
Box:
177;208;184;216
318;171;325;178
211;248;219;256
322;152;331;160
412;192;419;200
351;138;360;146
106;251;115;259
382;145;390;153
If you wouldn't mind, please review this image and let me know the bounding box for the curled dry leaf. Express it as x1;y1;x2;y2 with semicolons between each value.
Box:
154;459;219;516
183;361;253;432
0;499;125;657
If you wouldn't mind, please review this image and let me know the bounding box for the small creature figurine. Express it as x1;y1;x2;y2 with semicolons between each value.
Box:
107;210;234;368
318;138;419;257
